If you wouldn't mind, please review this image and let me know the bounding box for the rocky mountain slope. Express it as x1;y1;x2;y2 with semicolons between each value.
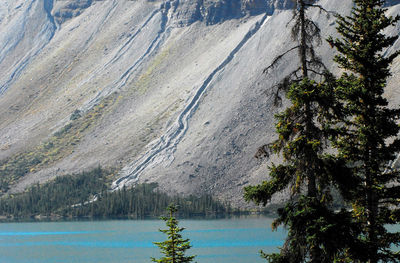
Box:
0;0;399;206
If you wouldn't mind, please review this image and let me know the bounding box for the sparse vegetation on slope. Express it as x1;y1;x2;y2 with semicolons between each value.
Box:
0;94;118;193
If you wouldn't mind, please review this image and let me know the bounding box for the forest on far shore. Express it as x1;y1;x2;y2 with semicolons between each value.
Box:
0;167;235;221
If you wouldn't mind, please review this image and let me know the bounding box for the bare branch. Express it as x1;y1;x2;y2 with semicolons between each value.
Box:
305;19;322;45
263;46;301;74
307;68;326;77
268;68;303;107
287;10;299;27
255;144;273;159
305;4;337;16
307;58;329;72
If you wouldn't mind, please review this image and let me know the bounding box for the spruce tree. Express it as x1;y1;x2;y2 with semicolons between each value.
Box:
328;1;400;262
152;204;196;263
244;1;354;262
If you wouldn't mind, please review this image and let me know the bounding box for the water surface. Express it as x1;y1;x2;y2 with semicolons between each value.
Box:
0;216;285;263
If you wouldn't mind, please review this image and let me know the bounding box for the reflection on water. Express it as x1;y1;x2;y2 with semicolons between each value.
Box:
0;216;285;263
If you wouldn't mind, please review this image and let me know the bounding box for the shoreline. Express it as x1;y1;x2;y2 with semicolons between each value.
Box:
0;210;277;223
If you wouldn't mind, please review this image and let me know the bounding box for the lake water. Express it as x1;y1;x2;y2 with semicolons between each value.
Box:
0;216;286;263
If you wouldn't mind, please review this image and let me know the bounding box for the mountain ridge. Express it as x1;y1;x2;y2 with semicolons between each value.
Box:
0;0;399;206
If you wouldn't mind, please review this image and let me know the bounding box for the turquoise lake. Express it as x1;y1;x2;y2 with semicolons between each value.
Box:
0;216;286;263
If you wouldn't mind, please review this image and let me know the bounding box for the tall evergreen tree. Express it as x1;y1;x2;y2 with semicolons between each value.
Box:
244;1;354;262
152;204;196;263
328;0;400;262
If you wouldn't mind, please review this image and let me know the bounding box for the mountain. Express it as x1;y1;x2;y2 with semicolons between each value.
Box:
0;0;399;206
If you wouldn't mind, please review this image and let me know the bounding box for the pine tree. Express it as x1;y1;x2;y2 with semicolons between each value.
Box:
328;0;400;262
244;1;354;262
152;204;196;263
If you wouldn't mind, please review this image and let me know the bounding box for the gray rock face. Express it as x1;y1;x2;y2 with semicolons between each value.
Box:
52;0;93;25
385;0;400;7
50;0;294;27
166;0;293;26
202;0;244;24
0;0;56;95
0;0;399;207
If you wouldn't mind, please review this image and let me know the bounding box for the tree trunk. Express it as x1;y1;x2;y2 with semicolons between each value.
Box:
299;0;308;78
300;1;320;262
365;156;379;263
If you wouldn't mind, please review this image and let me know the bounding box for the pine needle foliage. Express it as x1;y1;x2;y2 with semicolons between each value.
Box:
245;78;354;262
244;0;353;262
328;0;400;262
152;204;196;263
